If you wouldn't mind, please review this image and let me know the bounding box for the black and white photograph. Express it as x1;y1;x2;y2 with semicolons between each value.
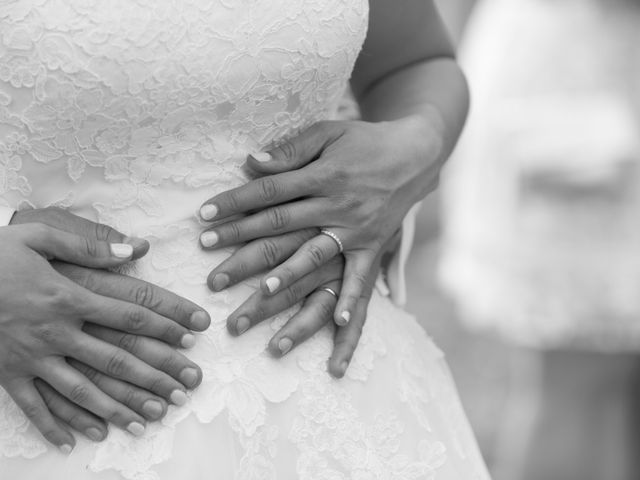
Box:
0;1;636;479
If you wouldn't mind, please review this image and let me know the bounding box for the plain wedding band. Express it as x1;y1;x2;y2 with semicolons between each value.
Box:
318;287;339;299
319;229;344;253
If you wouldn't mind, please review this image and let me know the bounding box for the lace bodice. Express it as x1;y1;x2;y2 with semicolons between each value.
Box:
0;2;491;479
0;0;368;230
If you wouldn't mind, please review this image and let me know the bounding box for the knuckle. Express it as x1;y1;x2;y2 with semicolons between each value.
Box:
21;402;44;420
351;271;369;289
46;285;77;312
284;284;303;306
315;298;335;319
162;324;181;343
260;240;281;267
83;236;99;258
33;324;63;344
277;138;297;161
126;308;146;332
227;221;242;242
121;386;138;407
158;353;178;373
268;207;290;231
105;353;128;377
69;383;91;404
93;222;116;242
225;190;241;212
65;412;84;429
104;408;121;424
306;244;326;268
133;283;157;309
168;299;188;324
117;333;140;353
146;374;165;394
258;177;280;202
81;366;100;383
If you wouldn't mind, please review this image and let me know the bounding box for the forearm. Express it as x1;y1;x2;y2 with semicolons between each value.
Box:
354;56;470;166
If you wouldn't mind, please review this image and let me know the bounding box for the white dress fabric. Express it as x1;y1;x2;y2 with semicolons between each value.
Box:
0;1;490;479
440;0;640;351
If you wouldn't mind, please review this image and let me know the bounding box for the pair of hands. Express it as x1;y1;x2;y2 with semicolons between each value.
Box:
199;117;439;376
0;209;211;453
0;115;440;452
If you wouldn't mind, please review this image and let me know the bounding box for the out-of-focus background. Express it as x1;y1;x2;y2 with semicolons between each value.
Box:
407;0;514;472
407;1;640;479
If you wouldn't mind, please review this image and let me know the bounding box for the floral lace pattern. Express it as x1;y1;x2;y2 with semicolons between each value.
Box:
0;1;490;479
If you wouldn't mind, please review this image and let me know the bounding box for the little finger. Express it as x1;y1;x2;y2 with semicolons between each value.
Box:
261;233;341;295
227;258;343;336
7;378;76;453
38;359;148;437
267;281;340;357
34;378;107;443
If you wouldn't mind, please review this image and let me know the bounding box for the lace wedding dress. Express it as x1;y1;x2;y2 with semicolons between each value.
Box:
0;1;490;478
440;0;640;350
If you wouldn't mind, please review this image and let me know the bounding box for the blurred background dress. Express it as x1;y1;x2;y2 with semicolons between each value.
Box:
430;0;640;479
440;0;640;351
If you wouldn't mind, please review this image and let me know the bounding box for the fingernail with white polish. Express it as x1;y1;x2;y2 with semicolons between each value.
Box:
251;152;272;163
200;231;219;248
181;333;196;349
278;337;293;355
110;243;134;258
170;390;188;406
59;444;73;455
338;310;351;326
126;422;145;436
265;277;281;293
200;204;218;221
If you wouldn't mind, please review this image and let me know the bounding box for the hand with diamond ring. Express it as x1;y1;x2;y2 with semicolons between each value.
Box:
199;117;442;328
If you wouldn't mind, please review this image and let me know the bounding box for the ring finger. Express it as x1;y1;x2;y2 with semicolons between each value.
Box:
267;280;341;357
66;331;188;406
34;378;108;442
68;359;168;421
260;233;341;295
83;324;202;391
227;258;343;336
38;358;148;437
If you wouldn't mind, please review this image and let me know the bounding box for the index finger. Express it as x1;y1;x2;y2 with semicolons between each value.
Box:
53;263;211;332
199;170;315;222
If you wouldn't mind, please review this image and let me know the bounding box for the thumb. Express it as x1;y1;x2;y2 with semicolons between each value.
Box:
11;208;149;260
17;223;137;268
247;121;342;174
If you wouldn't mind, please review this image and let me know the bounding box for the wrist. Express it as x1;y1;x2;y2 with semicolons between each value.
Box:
388;112;446;203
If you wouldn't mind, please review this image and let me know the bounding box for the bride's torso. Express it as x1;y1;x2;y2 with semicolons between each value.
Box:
0;4;494;479
0;0;368;234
